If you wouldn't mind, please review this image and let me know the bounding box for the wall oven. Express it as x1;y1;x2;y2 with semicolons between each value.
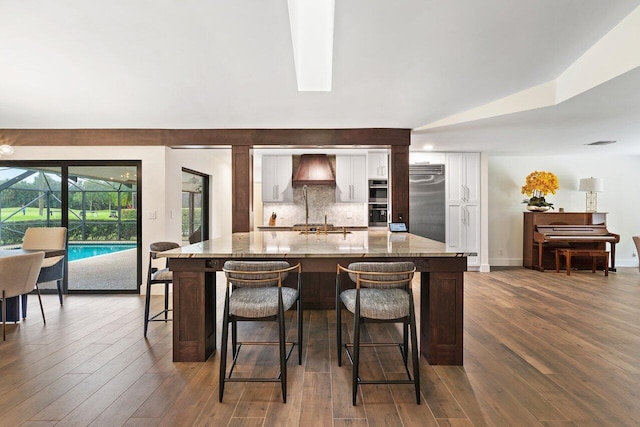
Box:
369;204;388;226
368;179;388;203
368;179;388;226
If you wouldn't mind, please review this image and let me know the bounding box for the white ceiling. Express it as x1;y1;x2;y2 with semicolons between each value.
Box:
1;1;639;155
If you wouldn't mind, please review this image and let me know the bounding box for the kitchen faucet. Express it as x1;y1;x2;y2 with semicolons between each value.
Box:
302;185;309;231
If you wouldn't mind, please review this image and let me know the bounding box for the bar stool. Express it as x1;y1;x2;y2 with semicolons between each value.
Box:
144;241;180;337
336;261;420;405
219;260;302;403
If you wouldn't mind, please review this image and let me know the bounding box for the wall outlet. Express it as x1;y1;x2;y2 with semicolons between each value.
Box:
346;211;353;219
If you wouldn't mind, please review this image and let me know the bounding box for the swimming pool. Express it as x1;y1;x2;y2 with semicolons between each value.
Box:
68;243;137;262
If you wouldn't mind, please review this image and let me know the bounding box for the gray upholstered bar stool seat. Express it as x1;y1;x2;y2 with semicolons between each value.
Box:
336;261;420;405
219;260;302;403
144;241;180;337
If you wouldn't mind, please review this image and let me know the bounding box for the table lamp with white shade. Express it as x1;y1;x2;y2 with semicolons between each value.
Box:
579;177;603;212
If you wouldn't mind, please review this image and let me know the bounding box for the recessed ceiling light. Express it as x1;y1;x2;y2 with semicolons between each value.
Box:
586;140;617;146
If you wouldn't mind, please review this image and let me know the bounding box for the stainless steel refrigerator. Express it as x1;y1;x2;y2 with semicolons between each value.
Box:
409;164;445;242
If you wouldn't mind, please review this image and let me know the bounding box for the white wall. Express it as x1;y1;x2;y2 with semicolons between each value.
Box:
488;154;640;268
8;145;234;292
13;145;637;277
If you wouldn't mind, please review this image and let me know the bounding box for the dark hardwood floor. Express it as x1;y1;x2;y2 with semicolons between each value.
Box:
1;267;639;426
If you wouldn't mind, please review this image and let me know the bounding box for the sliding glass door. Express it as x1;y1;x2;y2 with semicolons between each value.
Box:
0;161;141;294
0;166;63;293
67;165;139;291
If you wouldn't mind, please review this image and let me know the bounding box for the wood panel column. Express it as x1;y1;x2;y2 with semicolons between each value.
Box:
171;265;217;362
420;270;464;365
390;145;409;225
232;145;252;232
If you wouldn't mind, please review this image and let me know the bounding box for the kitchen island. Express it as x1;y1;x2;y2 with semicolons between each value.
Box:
161;229;468;365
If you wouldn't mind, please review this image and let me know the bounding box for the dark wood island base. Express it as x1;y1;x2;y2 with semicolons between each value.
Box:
164;231;468;366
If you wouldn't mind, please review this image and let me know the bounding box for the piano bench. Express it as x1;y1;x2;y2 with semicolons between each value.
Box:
555;249;609;276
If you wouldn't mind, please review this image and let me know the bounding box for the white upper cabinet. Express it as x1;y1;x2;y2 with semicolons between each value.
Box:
446;153;479;204
336;155;367;203
262;155;293;203
367;151;388;179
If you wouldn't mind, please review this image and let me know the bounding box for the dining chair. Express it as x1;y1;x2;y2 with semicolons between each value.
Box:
336;261;420;405
144;241;180;337
0;251;45;340
219;260;302;403
21;227;67;310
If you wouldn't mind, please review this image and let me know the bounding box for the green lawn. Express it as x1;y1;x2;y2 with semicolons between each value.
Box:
0;207;124;222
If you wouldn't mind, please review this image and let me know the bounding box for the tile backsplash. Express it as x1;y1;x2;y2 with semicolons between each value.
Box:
264;184;366;226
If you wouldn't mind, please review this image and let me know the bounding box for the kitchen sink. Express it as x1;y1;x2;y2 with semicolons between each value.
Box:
298;229;351;235
292;223;334;231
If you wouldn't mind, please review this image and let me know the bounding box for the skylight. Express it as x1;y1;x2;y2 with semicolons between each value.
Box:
287;0;335;92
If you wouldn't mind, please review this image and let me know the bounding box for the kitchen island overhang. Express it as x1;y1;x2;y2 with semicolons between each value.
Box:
161;230;468;365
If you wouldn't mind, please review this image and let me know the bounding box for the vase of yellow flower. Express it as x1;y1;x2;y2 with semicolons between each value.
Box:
521;171;558;211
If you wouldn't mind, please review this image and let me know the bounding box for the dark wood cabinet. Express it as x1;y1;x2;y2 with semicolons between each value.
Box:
523;212;609;271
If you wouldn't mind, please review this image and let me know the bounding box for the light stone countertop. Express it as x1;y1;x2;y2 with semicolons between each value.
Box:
160;230;468;259
256;225;369;231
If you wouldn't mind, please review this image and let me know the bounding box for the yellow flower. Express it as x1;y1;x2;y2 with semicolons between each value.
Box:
521;171;559;197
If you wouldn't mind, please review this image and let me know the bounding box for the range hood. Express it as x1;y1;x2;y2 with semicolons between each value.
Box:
292;154;336;187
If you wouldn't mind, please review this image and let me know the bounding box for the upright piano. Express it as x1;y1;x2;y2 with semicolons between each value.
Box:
523;212;620;271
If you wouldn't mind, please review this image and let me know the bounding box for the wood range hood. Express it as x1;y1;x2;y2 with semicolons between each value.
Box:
292;154;336;187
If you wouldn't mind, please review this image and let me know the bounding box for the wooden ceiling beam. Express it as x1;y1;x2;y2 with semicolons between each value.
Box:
0;128;410;147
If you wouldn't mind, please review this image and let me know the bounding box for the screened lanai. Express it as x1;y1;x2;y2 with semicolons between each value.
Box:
0;163;141;293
